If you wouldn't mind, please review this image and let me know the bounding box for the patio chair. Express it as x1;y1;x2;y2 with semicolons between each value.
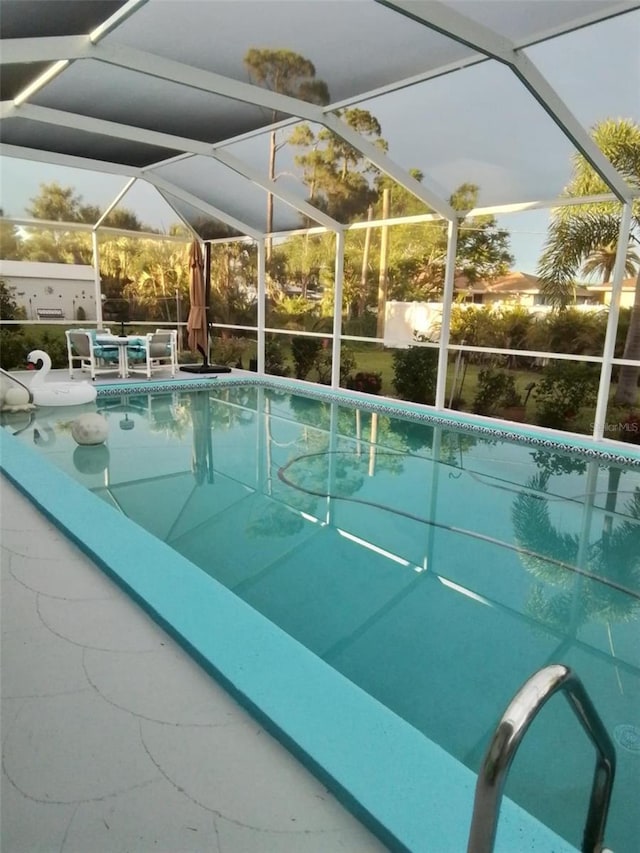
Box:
127;330;177;379
65;330;120;380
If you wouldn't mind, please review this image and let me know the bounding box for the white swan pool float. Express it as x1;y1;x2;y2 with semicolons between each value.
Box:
27;350;97;407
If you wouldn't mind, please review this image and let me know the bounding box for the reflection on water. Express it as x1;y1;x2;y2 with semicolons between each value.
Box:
5;384;640;852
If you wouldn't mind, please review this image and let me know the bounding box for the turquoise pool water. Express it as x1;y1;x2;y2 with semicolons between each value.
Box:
4;383;639;851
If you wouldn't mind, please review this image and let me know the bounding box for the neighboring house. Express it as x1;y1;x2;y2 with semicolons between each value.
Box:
384;271;612;346
454;271;595;306
582;276;638;308
0;260;97;320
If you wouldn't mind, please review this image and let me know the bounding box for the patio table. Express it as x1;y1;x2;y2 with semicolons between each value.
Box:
96;334;142;379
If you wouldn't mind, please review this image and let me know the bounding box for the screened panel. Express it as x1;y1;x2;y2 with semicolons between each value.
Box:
0;0;127;38
14;223;93;265
342;221;448;342
353;60;580;206
441;0;634;43
159;192;246;241
494;208;552;281
156;156;306;234
32;60;275;146
208;241;258;330
268;232;336;331
0;116;178;168
526;11;640;169
0;62;50;100
103;0;479;104
338;341;394;396
223;120;433;225
0;157;132;223
99;235;191;327
103;182;186;234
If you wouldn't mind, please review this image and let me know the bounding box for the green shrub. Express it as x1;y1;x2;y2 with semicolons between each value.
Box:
472;368;518;416
212;335;249;366
314;344;356;385
2;327;68;370
265;336;290;376
392;340;438;404
0;329;28;370
533;363;599;430
26;330;68;368
527;309;607;356
291;336;322;379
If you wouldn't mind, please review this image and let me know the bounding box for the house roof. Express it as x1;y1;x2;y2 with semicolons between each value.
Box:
454;271;542;294
584;276;639;291
455;270;595;298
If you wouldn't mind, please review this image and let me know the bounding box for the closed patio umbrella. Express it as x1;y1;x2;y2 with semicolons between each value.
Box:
187;239;207;355
181;240;232;374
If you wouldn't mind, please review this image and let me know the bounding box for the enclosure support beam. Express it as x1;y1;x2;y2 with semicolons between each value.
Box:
94;177;137;229
331;231;346;389
91;231;103;327
593;203;632;440
435;219;458;410
257;238;266;376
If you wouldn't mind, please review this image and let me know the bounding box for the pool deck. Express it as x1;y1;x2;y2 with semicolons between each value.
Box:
0;474;388;853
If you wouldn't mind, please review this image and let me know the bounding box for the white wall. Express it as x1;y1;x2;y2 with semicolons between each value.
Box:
383;301;443;347
0;260;96;321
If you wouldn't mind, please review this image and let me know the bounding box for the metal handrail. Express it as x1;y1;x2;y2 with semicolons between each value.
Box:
467;664;616;853
0;366;33;402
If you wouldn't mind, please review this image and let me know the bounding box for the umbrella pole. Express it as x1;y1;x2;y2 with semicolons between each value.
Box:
204;241;212;367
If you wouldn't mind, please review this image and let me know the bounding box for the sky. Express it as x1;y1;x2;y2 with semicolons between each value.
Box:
0;7;637;276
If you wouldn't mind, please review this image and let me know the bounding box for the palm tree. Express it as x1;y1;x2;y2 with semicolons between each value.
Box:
581;241;639;281
538;119;640;405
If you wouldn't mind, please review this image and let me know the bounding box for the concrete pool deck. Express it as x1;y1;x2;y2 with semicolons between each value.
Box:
1;475;388;853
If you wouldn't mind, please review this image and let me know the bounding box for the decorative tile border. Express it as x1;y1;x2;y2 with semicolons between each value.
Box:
97;376;640;468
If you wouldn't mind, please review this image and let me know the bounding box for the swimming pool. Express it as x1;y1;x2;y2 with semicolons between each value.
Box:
2;379;639;852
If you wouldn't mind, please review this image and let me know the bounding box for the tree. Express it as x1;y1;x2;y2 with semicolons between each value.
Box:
454;184;514;287
19;182;91;263
289;108;388;222
381;182;513;304
537;119;640;405
126;240;190;321
0;210;22;259
27;182;84;222
243;48;330;260
581;242;638;281
209;241;257;328
0;278;27;370
0;278;23;320
19;183;155;266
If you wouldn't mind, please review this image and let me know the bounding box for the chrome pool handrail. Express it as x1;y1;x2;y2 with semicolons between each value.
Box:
0;366;34;402
467;664;616;853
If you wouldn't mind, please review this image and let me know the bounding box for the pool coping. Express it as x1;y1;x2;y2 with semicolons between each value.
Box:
2;377;601;852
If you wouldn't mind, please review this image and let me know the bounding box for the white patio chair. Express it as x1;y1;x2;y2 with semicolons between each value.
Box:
127;330;177;379
65;330;119;380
